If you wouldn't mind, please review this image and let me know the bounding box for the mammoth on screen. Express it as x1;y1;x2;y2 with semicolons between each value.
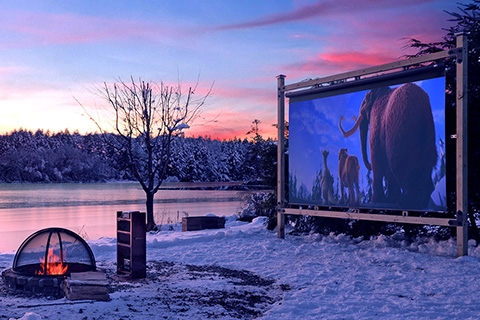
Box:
288;76;446;212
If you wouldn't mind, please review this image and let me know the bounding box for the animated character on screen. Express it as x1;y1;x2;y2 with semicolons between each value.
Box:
321;150;335;205
339;83;437;209
338;148;360;206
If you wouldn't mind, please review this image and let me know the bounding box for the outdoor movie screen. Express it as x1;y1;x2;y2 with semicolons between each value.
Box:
288;74;446;212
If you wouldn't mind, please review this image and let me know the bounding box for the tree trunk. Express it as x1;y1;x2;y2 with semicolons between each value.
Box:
146;191;156;231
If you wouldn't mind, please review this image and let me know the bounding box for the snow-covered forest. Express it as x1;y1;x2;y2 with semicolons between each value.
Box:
0;129;276;185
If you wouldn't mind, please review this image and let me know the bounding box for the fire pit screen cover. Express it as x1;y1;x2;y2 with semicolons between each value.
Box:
12;227;96;276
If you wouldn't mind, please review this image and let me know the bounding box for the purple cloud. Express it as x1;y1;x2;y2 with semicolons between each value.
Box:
215;0;439;30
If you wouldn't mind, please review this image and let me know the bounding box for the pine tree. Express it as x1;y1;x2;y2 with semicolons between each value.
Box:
405;1;480;240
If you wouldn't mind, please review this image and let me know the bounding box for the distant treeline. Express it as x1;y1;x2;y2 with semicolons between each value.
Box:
0;129;276;185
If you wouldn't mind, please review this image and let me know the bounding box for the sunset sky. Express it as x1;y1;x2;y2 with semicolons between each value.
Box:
0;0;460;140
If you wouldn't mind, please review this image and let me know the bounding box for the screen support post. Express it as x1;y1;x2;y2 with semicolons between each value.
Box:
455;32;468;257
277;74;286;239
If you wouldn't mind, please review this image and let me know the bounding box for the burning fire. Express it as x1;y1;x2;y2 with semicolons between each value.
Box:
36;247;68;275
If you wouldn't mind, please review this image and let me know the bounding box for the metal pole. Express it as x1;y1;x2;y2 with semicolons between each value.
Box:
456;33;468;256
277;75;286;238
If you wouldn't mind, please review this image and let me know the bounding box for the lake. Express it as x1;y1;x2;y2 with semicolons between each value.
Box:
0;182;251;253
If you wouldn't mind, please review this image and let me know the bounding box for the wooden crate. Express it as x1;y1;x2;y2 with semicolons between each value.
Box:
182;216;225;231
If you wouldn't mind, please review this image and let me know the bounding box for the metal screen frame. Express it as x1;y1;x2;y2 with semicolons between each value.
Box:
277;33;469;256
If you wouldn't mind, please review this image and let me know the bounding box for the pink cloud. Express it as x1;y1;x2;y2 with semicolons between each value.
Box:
279;1;456;80
282;49;397;80
319;51;394;68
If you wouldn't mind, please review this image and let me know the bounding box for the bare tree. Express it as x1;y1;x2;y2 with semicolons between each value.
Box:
82;77;211;231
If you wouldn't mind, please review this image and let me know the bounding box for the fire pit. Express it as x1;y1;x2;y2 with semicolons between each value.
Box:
2;227;96;297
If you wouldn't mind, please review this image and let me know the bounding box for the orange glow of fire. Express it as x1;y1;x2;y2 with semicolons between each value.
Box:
36;247;68;276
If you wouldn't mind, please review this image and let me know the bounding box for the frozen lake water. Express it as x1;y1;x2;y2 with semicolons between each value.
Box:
0;182;247;252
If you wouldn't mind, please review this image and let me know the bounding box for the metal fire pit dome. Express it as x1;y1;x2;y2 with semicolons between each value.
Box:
12;227;96;276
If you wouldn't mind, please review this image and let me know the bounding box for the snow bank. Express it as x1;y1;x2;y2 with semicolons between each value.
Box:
2;215;480;319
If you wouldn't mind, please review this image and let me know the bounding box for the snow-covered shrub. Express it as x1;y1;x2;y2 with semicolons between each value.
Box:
239;192;276;229
289;214;455;242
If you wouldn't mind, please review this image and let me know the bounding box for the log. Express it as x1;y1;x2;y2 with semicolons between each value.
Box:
63;271;110;301
18;300;94;308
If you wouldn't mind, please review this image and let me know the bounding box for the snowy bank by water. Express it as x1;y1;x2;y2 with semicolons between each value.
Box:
2;216;480;319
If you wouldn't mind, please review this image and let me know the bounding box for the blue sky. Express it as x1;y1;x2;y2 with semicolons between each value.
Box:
0;0;459;139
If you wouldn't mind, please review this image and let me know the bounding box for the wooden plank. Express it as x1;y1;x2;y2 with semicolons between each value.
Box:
455;33;469;257
63;285;110;301
70;271;107;281
66;285;108;294
65;280;109;286
64;291;110;301
283;208;454;227
277;74;286;239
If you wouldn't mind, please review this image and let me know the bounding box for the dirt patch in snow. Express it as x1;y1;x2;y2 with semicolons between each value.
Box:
0;260;286;319
107;260;286;319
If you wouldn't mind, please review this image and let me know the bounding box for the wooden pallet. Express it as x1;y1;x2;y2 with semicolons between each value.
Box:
62;271;110;301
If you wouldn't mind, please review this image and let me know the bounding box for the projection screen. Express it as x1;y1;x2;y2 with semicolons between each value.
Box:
288;67;446;213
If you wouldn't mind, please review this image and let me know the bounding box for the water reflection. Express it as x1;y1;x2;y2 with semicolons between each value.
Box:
0;183;246;252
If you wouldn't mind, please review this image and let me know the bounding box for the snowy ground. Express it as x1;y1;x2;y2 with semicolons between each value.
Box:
2;215;480;320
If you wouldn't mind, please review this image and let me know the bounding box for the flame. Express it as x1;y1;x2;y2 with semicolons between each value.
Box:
36;247;68;275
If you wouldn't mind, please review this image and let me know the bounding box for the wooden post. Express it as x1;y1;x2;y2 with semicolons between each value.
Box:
277;75;286;238
455;33;468;257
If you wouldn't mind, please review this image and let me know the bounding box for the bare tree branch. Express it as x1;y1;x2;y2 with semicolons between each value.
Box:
77;77;212;230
